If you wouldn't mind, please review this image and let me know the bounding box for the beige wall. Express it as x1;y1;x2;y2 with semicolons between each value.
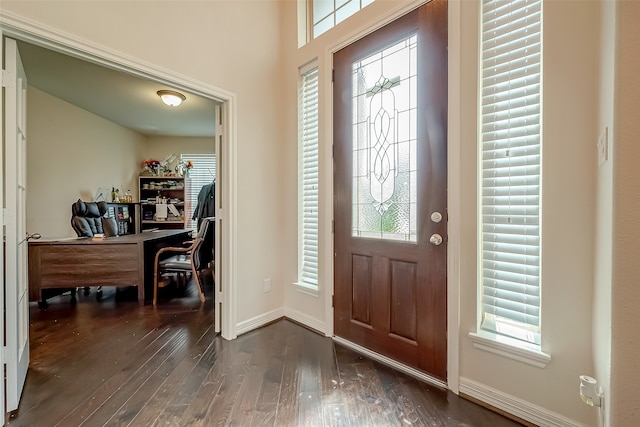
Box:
610;2;640;424
594;1;615;426
27;87;144;238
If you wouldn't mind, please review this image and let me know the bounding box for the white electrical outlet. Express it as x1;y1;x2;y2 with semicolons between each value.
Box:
263;278;272;293
598;127;609;166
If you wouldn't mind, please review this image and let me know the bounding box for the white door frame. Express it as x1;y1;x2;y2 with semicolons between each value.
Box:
0;11;239;340
0;27;6;426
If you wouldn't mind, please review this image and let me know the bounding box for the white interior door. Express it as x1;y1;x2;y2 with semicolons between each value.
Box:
4;36;30;413
0;30;5;426
214;104;222;334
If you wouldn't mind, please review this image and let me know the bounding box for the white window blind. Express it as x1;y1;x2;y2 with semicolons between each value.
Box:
479;0;542;346
299;65;319;289
181;153;216;230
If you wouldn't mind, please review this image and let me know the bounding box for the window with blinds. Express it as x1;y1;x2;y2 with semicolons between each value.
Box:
479;0;542;346
298;65;319;289
181;153;216;230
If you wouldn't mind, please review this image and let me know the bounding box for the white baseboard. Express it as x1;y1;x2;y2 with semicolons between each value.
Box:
283;307;325;335
235;307;285;336
460;377;585;427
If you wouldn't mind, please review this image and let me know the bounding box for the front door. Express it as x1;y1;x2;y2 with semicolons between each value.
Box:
333;0;448;380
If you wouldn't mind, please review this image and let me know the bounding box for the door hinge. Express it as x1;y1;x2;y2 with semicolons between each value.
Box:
332;294;335;307
0;345;6;362
332;220;335;233
332;69;335;83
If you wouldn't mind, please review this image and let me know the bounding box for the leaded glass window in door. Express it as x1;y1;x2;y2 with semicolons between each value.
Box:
352;34;417;242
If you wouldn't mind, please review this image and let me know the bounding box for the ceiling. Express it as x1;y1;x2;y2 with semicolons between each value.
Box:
16;40;219;138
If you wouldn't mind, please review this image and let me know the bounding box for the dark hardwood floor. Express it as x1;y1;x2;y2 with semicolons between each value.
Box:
8;283;523;427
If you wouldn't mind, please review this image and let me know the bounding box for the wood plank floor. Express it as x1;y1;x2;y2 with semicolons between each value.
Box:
8;284;523;427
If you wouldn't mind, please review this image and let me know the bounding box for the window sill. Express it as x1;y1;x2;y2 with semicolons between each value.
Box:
293;282;319;297
469;331;551;368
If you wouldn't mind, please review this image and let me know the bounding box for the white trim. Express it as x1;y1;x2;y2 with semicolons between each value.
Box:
293;282;320;297
459;377;585;427
284;308;325;335
469;332;551;369
333;336;447;390
235;308;285;336
447;0;462;395
0;10;239;340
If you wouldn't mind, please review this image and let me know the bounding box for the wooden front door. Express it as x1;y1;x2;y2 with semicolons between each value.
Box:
333;0;448;380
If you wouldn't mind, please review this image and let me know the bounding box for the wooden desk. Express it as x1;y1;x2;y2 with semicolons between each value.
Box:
28;229;191;305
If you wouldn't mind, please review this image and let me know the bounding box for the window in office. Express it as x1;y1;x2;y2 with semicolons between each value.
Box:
478;0;542;347
182;153;216;230
312;0;375;39
298;64;319;290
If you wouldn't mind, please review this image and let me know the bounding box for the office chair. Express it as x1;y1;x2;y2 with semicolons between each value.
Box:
153;217;215;306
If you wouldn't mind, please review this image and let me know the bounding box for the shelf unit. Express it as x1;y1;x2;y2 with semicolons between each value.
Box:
138;176;189;231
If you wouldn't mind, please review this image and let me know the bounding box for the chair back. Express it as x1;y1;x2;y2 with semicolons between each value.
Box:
70;199;109;237
192;217;215;270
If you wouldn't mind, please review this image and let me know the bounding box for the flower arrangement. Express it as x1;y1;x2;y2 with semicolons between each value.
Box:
177;159;194;177
141;159;161;175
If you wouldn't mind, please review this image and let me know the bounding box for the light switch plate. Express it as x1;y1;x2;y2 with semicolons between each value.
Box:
598;127;608;166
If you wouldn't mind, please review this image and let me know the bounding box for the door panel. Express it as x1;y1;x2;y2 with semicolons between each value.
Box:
5;36;30;412
333;1;448;380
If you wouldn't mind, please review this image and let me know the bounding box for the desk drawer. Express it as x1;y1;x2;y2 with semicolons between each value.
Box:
30;244;140;289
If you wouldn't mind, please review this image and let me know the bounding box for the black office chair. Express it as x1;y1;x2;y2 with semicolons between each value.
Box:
153;217;215;306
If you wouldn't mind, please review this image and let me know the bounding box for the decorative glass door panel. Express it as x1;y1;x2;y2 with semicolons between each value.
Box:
352;35;418;242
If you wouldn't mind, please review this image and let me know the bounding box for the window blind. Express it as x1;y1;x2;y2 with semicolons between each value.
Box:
479;0;542;346
299;66;319;288
181;153;216;230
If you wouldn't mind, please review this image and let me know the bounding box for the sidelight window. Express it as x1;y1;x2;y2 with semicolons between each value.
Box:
298;63;319;290
478;0;543;348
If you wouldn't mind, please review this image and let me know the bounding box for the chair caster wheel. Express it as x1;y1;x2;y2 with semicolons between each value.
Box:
96;290;103;301
83;287;90;296
38;301;48;310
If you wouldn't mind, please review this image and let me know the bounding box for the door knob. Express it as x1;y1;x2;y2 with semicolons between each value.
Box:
430;234;443;246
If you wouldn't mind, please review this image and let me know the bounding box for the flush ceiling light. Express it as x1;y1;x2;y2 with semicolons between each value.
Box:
157;90;186;107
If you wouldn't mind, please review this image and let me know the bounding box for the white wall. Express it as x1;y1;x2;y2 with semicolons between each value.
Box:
4;0;288;325
27;87;144;238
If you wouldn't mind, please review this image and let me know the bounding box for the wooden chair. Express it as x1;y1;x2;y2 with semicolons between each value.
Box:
153;217;215;306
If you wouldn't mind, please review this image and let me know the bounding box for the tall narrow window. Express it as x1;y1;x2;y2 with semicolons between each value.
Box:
298;64;319;290
181;153;216;230
479;0;542;346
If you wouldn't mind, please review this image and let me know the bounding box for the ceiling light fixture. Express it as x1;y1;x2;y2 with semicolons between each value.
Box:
157;90;186;107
